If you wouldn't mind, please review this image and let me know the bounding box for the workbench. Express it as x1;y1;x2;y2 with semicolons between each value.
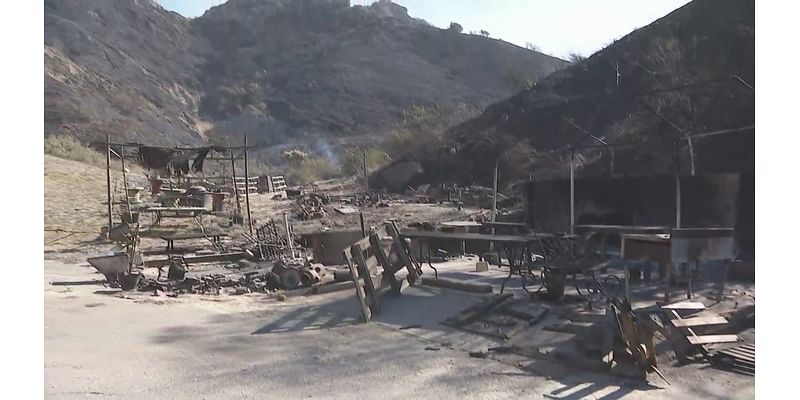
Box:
160;231;228;251
400;230;557;293
621;228;736;302
145;207;208;226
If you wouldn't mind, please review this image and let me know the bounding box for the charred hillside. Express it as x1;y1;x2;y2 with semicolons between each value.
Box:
44;0;567;146
405;0;754;188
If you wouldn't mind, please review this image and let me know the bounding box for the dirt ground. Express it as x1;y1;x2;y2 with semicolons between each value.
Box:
44;155;755;399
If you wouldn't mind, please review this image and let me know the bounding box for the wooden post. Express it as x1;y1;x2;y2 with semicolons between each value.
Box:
105;133;112;237
569;147;575;235
244;135;253;235
230;149;241;213
359;212;366;237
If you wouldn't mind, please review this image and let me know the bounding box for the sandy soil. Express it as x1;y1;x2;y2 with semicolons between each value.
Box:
44;258;754;399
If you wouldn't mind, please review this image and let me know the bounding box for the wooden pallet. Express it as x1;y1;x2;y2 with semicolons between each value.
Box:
714;344;755;376
344;230;417;322
662;301;738;357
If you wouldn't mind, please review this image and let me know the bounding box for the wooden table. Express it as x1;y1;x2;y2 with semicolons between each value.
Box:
145;207;208;226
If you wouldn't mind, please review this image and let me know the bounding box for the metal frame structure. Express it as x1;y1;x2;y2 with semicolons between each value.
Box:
98;137;260;236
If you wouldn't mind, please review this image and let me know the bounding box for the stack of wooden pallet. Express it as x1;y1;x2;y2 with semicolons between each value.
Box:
713;344;755;376
662;301;738;354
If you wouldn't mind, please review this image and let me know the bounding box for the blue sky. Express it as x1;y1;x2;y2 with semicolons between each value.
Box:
158;0;691;59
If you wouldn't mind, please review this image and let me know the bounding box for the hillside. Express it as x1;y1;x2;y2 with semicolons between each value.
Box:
399;0;754;188
44;0;567;146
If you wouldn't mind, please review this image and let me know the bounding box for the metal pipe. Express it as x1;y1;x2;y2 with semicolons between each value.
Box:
230;149;242;213
120;149;132;222
675;174;681;228
105;133;112;238
363;148;369;193
284;213;294;259
490;160;498;252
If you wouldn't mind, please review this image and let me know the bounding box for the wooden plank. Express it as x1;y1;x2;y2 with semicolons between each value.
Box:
420;276;492;293
687;335;739;345
386;222;420;283
662;301;706;310
719;348;755;362
670;316;728;327
352;244;381;314
446;293;513;326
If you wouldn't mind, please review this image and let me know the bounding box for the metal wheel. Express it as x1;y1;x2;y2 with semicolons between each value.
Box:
602;274;623;300
575;274;605;303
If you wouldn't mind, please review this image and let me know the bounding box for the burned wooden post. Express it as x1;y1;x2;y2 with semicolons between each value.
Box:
244;135;253;235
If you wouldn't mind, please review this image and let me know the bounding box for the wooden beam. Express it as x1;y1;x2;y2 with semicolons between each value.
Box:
421;276;493;293
662;301;706;310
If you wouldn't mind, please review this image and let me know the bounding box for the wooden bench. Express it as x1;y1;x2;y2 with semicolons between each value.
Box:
160;231;228;251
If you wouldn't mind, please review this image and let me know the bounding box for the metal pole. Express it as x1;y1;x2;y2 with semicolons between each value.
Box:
569;147;575;235
675;174;681;228
106;133;113;237
244;135;253;235
120;150;132;222
230;149;241;214
284;212;294;259
363;148;369;193
674;140;681;228
491;160;499;223
489;160;499;251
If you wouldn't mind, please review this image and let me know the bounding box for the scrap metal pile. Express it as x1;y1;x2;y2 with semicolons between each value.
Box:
132;257;345;296
296;192;329;220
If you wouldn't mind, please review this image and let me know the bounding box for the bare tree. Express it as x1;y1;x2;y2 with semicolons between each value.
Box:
479;30;490;37
525;42;540;52
567;52;585;63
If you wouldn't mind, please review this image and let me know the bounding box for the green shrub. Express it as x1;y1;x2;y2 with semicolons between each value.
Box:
284;155;340;184
340;148;391;177
44;135;105;166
